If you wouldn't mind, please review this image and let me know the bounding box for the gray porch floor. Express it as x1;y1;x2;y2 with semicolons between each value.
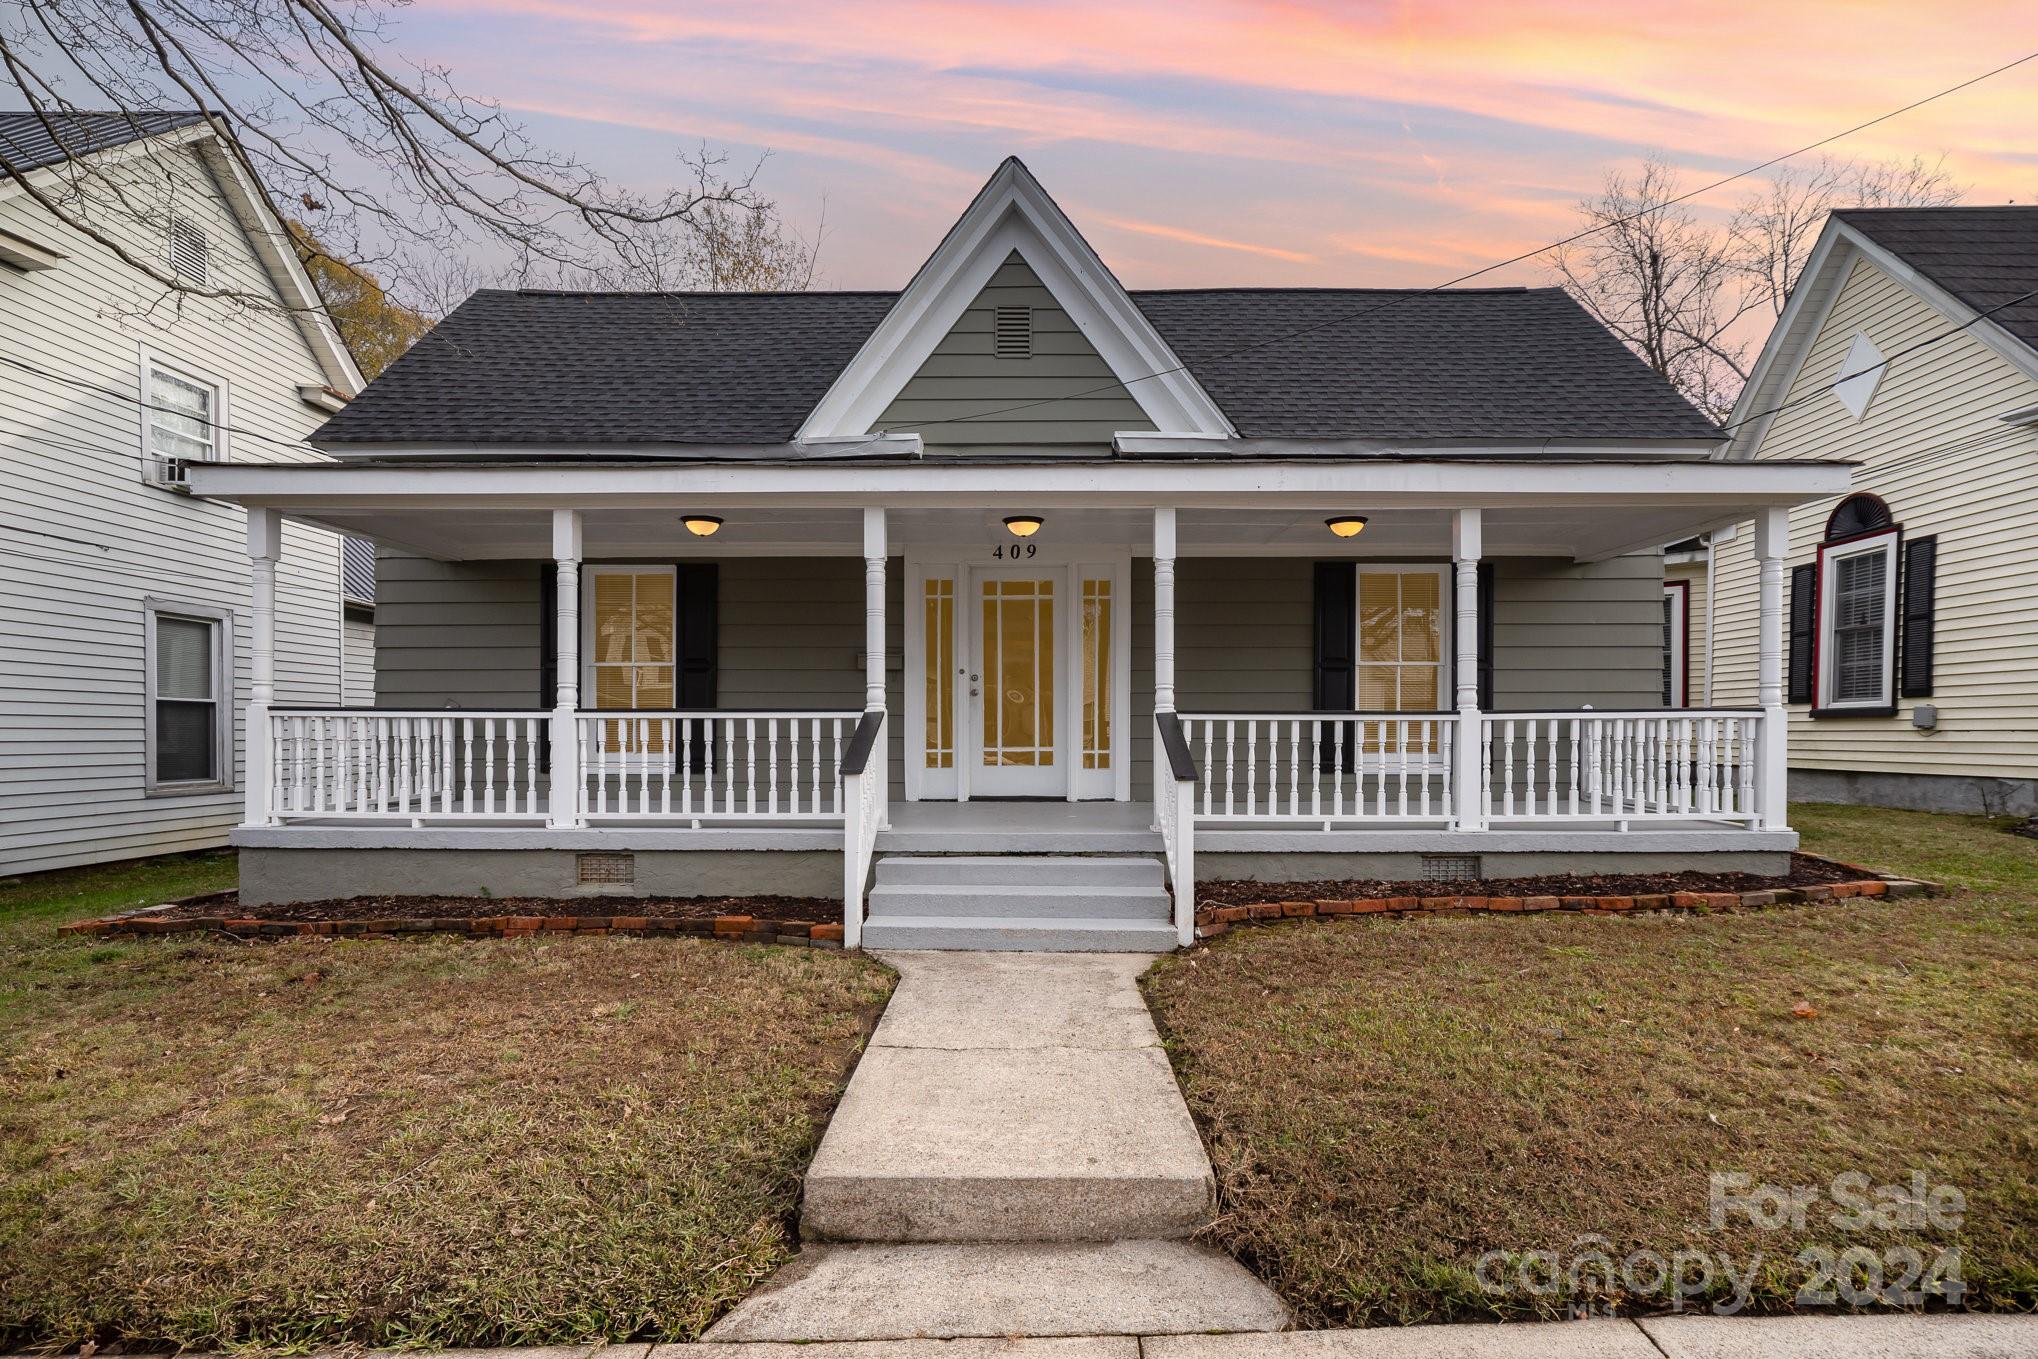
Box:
879;801;1162;853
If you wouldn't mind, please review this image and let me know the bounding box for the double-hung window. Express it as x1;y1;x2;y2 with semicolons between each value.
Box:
143;353;227;470
146;601;232;792
1816;530;1899;712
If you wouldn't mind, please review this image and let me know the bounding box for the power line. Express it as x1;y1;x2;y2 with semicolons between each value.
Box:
870;50;2038;438
0;349;319;455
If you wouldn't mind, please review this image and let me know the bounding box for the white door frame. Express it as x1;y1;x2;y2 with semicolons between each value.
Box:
904;546;1131;801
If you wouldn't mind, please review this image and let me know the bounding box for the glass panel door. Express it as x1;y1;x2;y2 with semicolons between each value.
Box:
1357;566;1447;753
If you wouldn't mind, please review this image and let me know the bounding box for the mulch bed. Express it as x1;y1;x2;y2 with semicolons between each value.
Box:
151;892;838;923
61;892;848;947
1190;851;1939;941
1196;851;1858;908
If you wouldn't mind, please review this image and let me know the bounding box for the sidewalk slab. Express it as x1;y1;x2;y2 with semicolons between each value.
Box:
674;1341;1136;1357
1639;1312;2038;1358
800;1043;1213;1241
1143;1319;1654;1358
870;951;1159;1050
700;1240;1290;1341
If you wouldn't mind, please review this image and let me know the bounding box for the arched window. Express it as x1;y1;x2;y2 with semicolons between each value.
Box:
1824;493;1892;541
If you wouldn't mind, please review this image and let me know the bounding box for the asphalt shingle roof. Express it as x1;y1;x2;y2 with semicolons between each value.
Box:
1835;206;2038;358
0;110;206;175
315;282;1724;447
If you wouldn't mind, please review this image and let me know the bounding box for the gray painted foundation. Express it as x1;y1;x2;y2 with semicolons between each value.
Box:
1196;850;1792;881
1792;768;2038;818
239;846;843;906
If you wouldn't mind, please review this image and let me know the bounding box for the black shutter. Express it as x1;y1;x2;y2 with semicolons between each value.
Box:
1787;563;1816;704
537;562;557;770
1313;562;1356;770
677;563;718;771
1900;536;1936;698
1477;561;1495;710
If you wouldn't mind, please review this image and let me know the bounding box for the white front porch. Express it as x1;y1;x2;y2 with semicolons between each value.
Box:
207;454;1842;946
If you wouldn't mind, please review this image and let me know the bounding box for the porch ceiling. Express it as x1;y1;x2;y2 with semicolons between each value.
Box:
188;456;1851;563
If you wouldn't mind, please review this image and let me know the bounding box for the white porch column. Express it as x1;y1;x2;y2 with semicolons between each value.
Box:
1451;508;1484;831
242;507;280;827
863;507;889;828
1152;507;1177;713
1755;506;1791;830
548;509;584;829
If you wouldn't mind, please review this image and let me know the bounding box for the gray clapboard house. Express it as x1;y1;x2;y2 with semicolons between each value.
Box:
0;111;364;875
191;159;1852;949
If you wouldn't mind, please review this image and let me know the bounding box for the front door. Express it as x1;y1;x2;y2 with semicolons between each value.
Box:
970;566;1063;797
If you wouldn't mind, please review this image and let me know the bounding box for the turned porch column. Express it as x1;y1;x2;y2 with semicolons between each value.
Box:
1152;506;1177;713
242;506;280;827
1451;507;1484;831
547;508;584;828
1754;506;1791;830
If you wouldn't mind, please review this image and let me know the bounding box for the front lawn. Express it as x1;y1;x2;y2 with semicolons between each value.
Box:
0;852;893;1350
1143;805;2038;1326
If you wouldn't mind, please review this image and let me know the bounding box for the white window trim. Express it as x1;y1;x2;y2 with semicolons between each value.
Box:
139;345;231;471
1662;581;1689;708
143;597;234;795
1815;529;1899;713
1355;562;1453;714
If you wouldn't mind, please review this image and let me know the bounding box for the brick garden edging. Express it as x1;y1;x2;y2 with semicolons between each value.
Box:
1192;856;1942;942
60;908;846;947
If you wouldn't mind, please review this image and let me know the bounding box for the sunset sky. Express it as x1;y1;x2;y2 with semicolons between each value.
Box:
400;1;2036;290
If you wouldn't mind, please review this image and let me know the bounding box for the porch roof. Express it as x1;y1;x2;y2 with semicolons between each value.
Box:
188;454;1851;564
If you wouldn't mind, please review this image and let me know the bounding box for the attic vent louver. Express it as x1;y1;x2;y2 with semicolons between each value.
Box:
993;305;1032;359
167;215;209;287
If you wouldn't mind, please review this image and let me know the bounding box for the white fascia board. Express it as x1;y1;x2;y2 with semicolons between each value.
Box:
1115;433;1725;459
1839;224;2038;386
188;455;1851;511
192;129;366;396
0;224;65;270
796;158;1233;439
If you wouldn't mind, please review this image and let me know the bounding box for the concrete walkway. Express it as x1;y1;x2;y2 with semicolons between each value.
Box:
703;951;1289;1342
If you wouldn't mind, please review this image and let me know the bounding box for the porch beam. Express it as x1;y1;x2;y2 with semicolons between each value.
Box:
548;509;584;829
1451;508;1484;832
242;507;281;828
1754;507;1791;831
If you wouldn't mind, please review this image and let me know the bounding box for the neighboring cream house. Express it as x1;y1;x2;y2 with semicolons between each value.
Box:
0;111;364;874
1712;207;2038;815
190;159;1853;950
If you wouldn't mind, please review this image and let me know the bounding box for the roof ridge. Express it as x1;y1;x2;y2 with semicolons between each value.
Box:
1130;285;1535;296
499;287;900;299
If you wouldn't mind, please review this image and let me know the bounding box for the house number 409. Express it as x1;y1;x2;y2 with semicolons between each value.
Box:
990;542;1038;558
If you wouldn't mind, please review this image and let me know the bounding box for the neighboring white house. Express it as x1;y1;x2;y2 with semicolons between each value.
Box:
1711;207;2038;816
0;111;364;875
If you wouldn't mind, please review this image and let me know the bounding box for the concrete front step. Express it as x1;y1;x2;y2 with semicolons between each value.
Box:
699;1240;1290;1342
859;915;1179;952
867;881;1173;921
875;854;1165;888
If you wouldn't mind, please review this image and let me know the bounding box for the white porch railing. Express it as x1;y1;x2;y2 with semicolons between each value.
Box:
573;710;861;821
267;710;548;820
839;710;886;949
1154;713;1197;947
1178;713;1456;825
1482;709;1761;824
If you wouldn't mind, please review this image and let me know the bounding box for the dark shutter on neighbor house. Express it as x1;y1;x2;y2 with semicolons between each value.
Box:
1900;536;1936;698
1312;562;1356;771
538;562;558;769
1787;563;1816;704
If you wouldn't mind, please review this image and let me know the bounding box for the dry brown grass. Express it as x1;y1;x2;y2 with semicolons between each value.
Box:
0;869;893;1350
1143;807;2038;1326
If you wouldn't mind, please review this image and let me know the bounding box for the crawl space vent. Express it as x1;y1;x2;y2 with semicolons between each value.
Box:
1421;854;1481;884
576;851;635;886
993;305;1032;359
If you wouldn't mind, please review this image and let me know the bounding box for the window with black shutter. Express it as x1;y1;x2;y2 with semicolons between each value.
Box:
1787;563;1816;704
